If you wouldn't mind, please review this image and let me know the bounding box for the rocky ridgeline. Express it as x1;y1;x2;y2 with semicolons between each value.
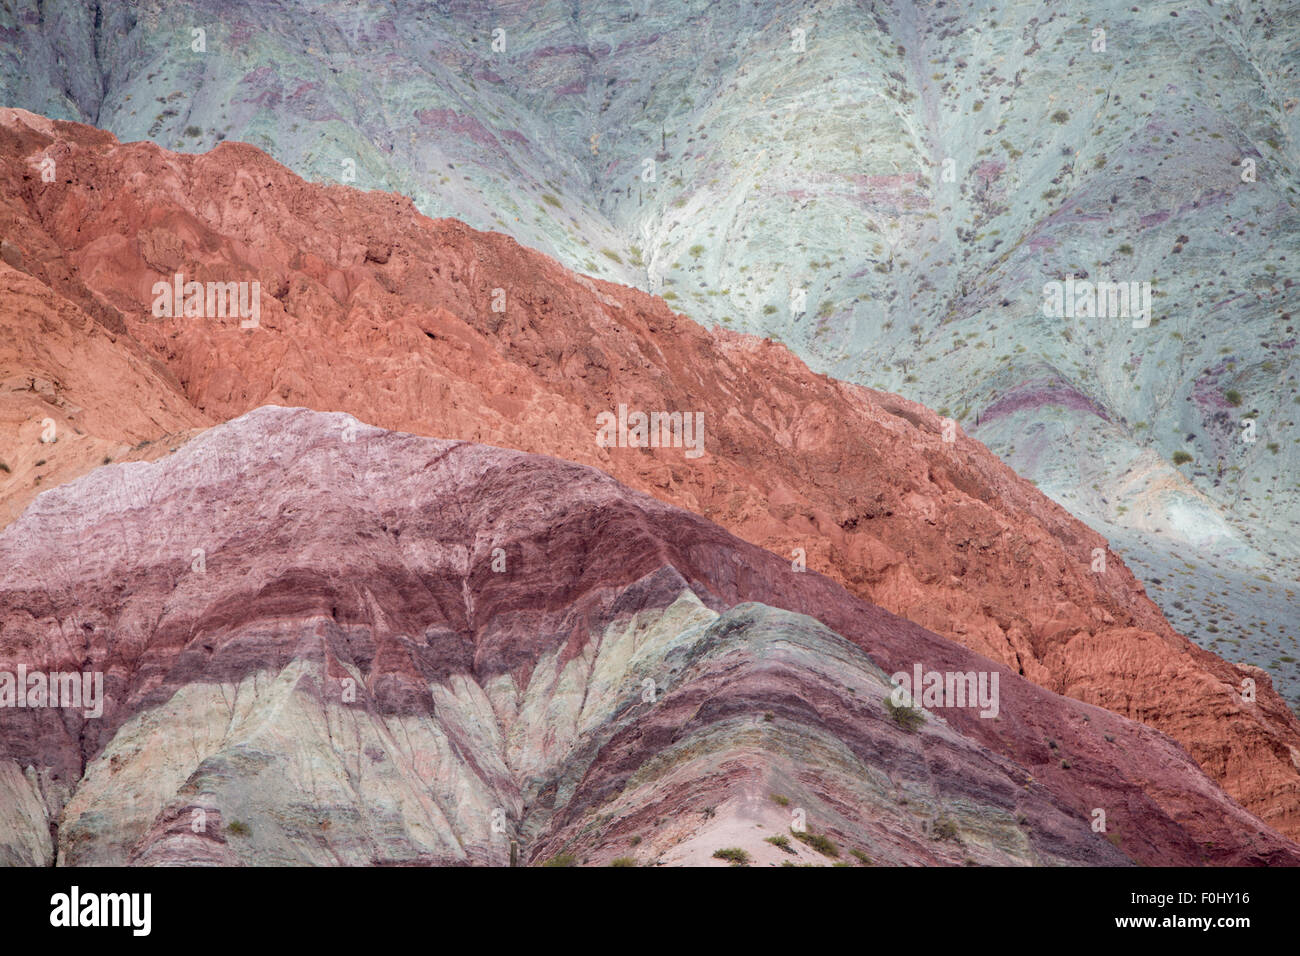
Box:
1;407;1297;866
3;0;1294;697
1;107;1299;843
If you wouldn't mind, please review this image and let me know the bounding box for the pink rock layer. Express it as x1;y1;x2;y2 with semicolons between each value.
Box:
0;407;1294;865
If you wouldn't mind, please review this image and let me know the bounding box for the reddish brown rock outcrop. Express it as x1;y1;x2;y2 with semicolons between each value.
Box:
1;107;1297;840
0;254;209;524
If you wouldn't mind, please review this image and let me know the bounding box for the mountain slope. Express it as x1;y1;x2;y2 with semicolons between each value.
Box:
1;107;1298;839
3;0;1295;691
0;242;210;525
1;406;1295;866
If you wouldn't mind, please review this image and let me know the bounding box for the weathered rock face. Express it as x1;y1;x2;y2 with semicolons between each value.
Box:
3;0;1293;700
0;406;1295;867
0;224;210;525
1;107;1298;842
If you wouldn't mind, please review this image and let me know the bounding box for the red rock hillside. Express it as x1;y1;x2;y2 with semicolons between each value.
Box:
1;107;1298;839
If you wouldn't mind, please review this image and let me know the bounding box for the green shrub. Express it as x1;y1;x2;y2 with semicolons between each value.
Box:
765;835;796;854
543;852;578;867
792;830;839;858
1172;450;1193;465
712;847;750;866
884;697;925;731
932;817;959;841
609;857;637;867
226;820;251;837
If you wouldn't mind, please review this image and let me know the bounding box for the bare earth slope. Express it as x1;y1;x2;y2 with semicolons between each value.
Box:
0;143;210;523
1;108;1298;839
3;1;1293;700
0;406;1295;866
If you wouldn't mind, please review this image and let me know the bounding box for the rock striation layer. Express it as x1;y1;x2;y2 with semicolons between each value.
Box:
0;108;1298;840
0;406;1296;866
3;0;1292;677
